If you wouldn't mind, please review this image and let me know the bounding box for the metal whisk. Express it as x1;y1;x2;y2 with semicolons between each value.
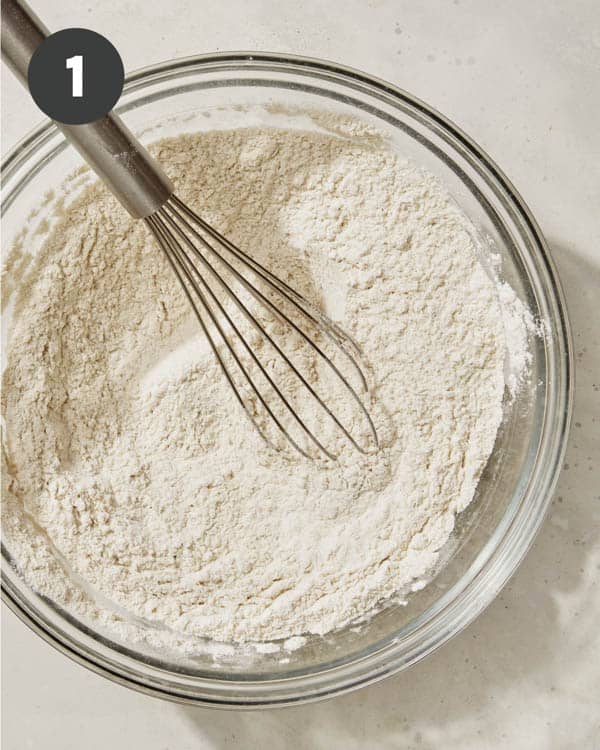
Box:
2;0;379;460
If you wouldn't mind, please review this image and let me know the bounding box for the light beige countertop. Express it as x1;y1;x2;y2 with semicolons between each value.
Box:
2;1;598;747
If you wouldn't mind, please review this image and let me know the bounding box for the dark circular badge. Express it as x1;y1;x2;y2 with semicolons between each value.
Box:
28;28;124;125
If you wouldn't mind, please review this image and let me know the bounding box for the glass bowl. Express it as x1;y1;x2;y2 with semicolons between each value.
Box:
1;53;572;707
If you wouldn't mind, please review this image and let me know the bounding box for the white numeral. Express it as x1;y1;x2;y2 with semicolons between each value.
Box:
66;55;83;98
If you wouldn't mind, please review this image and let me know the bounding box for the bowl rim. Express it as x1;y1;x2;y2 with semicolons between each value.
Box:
1;51;573;708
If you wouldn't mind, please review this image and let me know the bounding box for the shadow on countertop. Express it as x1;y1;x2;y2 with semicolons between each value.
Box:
178;241;599;750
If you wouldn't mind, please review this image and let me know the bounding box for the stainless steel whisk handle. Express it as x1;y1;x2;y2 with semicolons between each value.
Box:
1;0;173;218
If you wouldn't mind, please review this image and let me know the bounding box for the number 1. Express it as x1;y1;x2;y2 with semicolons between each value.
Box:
66;55;83;98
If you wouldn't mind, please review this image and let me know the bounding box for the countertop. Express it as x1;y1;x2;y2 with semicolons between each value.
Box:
1;1;598;748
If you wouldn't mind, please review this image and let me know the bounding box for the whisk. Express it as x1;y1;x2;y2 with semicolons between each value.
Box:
2;0;379;460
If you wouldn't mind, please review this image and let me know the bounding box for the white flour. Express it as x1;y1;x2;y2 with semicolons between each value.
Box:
1;117;531;650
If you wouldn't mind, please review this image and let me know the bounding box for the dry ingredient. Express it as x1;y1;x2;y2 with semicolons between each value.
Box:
1;115;531;651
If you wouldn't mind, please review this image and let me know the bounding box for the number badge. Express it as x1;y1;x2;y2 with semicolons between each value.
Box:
28;28;124;125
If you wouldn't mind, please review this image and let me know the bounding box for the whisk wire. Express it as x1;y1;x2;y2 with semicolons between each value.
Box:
146;196;380;459
146;216;262;435
147;214;334;461
156;207;368;456
162;200;378;452
170;195;368;391
148;215;308;457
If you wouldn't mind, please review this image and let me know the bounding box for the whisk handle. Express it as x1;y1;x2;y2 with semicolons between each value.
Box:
1;0;174;218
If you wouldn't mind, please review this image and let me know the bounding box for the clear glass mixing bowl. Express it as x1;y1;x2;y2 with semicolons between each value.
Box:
1;53;572;707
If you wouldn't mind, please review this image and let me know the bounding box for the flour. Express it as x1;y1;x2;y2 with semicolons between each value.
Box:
1;117;531;650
